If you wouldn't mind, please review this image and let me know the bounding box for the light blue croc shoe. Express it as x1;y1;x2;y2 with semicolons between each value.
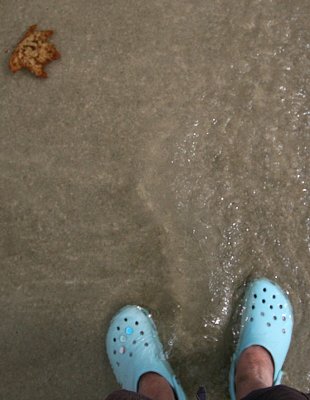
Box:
229;278;294;400
106;305;186;400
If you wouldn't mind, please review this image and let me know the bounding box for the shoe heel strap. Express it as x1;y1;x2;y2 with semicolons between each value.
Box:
274;370;283;385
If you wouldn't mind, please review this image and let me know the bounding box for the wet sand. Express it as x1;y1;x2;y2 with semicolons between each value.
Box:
1;1;309;399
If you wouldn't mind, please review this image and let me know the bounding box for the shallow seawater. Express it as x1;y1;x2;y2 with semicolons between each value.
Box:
134;1;310;397
0;0;309;399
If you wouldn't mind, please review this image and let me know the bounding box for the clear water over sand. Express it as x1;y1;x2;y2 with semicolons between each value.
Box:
1;1;309;399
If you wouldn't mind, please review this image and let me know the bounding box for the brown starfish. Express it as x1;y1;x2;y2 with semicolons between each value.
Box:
9;25;60;78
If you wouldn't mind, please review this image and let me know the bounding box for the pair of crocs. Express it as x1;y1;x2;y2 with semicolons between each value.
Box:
106;278;293;400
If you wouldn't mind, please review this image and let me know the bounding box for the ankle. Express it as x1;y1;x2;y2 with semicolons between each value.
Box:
138;372;175;400
235;346;274;400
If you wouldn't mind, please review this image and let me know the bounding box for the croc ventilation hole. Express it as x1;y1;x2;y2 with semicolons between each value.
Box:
249;287;287;332
110;310;156;369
